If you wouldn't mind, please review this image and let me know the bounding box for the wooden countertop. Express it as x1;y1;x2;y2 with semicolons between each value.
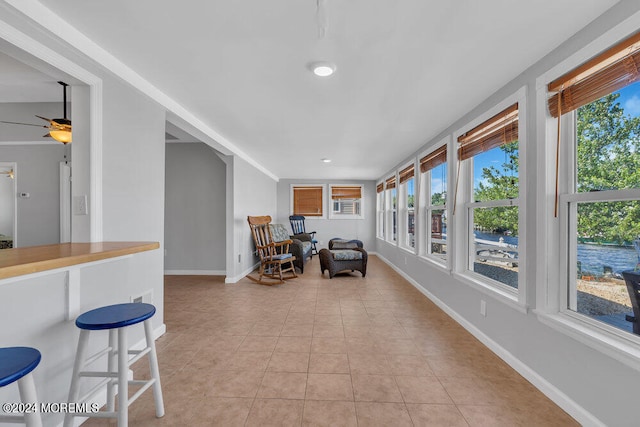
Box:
0;242;160;280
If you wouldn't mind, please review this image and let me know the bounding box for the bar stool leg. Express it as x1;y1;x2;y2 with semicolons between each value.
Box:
144;319;164;417
107;329;116;412
117;327;128;427
17;373;42;427
64;330;90;427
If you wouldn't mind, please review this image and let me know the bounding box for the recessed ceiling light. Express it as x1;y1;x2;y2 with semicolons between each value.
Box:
321;158;332;163
310;62;336;77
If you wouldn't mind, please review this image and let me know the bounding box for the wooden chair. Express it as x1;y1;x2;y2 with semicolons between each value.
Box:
289;215;318;256
248;216;297;284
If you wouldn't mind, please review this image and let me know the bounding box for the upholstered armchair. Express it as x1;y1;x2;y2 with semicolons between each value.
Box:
270;224;313;273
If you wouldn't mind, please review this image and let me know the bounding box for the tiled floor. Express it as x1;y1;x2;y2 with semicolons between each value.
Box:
90;255;578;426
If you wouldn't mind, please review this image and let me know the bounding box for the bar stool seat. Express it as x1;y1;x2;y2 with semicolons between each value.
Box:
0;347;42;427
64;303;164;427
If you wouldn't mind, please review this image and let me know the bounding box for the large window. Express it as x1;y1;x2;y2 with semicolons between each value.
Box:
376;183;385;238
399;164;415;250
291;185;325;218
551;32;640;334
419;143;447;263
385;176;397;243
458;103;520;292
329;185;363;219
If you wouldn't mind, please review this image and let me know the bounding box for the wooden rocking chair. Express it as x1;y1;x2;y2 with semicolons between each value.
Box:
247;215;297;284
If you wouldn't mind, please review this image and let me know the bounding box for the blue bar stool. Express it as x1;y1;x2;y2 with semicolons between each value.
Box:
0;347;43;427
64;303;164;427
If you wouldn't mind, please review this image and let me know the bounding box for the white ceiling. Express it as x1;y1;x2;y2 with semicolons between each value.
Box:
29;0;618;179
0;51;66;103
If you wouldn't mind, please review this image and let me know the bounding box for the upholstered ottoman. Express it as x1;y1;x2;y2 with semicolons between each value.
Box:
319;246;367;278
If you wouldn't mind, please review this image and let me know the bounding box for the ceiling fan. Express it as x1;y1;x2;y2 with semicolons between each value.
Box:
0;81;72;144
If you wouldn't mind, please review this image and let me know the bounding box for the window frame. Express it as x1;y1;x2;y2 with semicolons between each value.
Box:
453;87;527;307
418;137;449;267
290;184;327;219
385;175;398;244
398;161;417;252
535;16;640;372
328;184;364;220
376;182;385;239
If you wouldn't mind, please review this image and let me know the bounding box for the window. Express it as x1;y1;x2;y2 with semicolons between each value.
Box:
399;164;416;250
458;102;521;292
329;185;364;219
376;183;385;238
550;31;640;334
419;143;447;263
385;176;397;243
291;185;325;218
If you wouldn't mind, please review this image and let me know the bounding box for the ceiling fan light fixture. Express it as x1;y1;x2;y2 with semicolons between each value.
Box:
49;129;72;144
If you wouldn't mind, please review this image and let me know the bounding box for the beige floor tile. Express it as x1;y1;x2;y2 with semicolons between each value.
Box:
306;373;354;401
267;352;310;373
352;374;403;402
281;322;314;337
457;404;526;427
311;336;347;353
302;400;358;427
206;370;264;398
347;353;391;375
188;397;253;427
275;336;312;353
238;336;278;352
406;403;469;427
313;324;345;337
387;354;435;376
249;322;283;336
308;353;350;374
221;351;272;371
257;372;308;399
439;377;499;405
395;375;453;404
245;399;304;427
355;402;414;427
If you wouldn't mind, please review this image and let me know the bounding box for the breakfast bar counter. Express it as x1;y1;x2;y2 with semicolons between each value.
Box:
0;242;160;280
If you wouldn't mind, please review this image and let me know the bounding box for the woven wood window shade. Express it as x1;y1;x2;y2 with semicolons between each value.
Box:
293;186;323;216
376;183;384;193
385;176;396;190
399;165;415;184
548;31;640;117
331;186;362;199
457;103;519;160
420;145;447;173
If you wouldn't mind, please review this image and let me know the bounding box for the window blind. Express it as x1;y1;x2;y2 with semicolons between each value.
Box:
331;186;361;199
399;165;415;184
457;103;518;161
420;145;447;173
548;31;640;117
293;186;323;216
385;176;396;190
376;183;384;193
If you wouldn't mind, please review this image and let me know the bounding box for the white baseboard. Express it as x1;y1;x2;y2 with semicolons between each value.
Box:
375;253;604;427
225;262;260;283
164;269;225;276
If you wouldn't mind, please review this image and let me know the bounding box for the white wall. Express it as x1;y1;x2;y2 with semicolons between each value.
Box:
164;142;226;273
227;156;278;282
276;179;376;250
375;2;640;426
0;145;65;246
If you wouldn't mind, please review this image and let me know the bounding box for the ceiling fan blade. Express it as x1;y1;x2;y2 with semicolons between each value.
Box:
43;132;51;138
0;120;48;128
35;115;54;124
